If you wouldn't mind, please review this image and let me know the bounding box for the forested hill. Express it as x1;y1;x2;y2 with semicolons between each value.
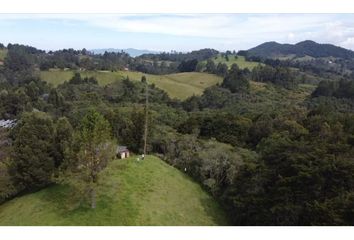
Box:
245;40;354;59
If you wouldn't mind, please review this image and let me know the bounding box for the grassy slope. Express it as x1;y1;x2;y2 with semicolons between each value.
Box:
207;54;262;69
0;156;227;226
0;49;7;61
119;71;222;99
40;70;223;100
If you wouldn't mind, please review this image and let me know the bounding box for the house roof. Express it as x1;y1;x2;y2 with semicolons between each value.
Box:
116;145;129;153
0;119;16;128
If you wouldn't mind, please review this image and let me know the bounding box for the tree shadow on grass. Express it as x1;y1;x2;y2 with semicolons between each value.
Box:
199;195;231;226
37;162;135;225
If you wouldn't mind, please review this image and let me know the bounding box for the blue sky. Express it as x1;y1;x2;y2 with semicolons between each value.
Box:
1;14;354;51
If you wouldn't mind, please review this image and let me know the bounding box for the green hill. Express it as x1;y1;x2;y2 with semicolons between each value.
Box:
40;70;222;100
246;40;354;59
0;155;228;226
205;54;262;69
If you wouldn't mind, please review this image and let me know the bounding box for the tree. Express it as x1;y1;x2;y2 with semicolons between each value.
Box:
69;72;83;84
312;80;336;97
0;159;16;203
53;117;73;167
205;59;216;73
251;65;297;89
195;61;205;72
59;110;114;208
216;63;228;77
0;128;17;203
3;46;37;86
177;59;198;72
221;64;250;93
11;112;55;192
143;76;149;157
48;88;66;115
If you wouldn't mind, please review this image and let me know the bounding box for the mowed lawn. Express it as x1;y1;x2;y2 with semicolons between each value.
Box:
0;156;228;226
40;70;223;100
208;54;262;70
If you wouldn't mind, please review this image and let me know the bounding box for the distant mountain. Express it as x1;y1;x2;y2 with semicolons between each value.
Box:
90;48;160;57
246;40;354;59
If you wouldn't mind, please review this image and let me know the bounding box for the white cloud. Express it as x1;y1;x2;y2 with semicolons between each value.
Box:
341;37;354;49
1;14;354;50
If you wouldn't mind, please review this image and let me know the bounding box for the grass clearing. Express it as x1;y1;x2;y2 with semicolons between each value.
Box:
206;54;262;70
118;71;222;99
40;70;223;100
0;155;228;226
40;70;123;87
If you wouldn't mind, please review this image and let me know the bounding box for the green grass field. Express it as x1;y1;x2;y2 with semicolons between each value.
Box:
40;70;124;87
40;70;223;100
0;49;7;61
0;155;227;226
207;54;262;70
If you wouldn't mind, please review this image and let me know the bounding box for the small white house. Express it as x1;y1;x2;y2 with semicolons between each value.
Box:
116;146;130;159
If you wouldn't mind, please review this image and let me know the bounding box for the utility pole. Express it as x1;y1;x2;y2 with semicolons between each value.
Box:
143;76;148;159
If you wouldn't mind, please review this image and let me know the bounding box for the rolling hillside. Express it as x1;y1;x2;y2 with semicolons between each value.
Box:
205;54;261;69
246;40;354;59
40;70;223;100
0;155;227;226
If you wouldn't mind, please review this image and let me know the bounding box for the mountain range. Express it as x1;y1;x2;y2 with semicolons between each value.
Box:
246;40;354;59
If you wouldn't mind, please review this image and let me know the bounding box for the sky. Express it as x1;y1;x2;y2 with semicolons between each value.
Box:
1;14;354;52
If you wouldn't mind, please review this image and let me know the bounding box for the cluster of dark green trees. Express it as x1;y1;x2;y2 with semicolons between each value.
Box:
166;96;354;225
1;42;354;225
312;78;354;99
203;59;229;77
251;65;297;89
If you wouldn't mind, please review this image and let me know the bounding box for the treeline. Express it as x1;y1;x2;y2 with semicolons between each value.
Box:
217;63;297;92
1;43;221;75
251;65;297;89
312;78;354;100
242;51;354;81
140;48;219;62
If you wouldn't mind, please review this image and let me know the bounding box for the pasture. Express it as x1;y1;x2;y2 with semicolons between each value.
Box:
0;156;227;226
40;70;223;100
208;54;262;70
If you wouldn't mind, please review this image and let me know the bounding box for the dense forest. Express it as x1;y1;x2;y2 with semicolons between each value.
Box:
0;41;354;225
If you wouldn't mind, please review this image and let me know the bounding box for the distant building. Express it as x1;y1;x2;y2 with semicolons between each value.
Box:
0;119;16;129
41;93;49;101
116;146;130;159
